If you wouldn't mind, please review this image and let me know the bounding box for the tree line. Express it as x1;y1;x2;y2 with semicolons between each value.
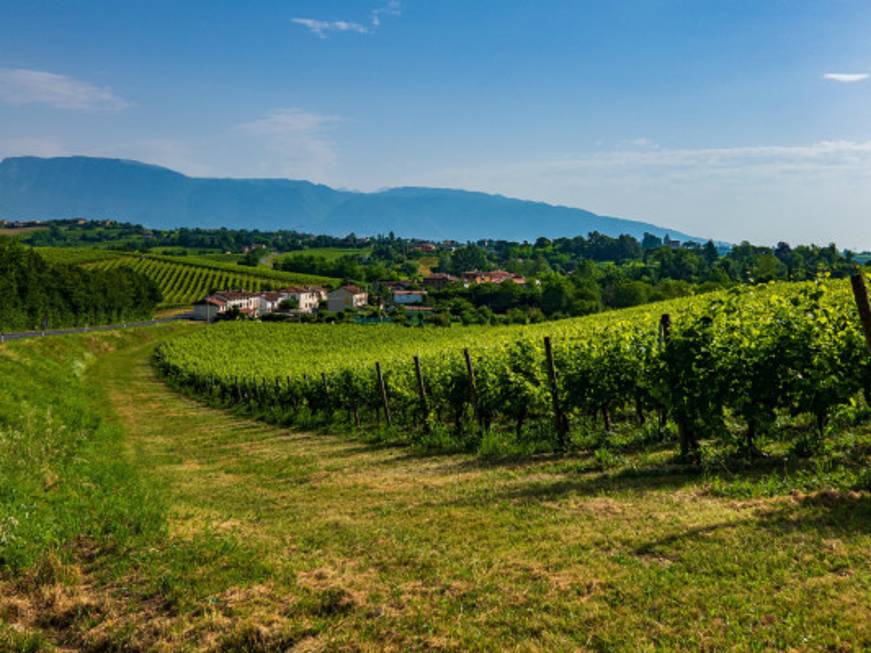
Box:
0;237;162;331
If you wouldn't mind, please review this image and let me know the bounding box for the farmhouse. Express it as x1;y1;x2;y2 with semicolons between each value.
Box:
193;286;327;320
422;273;458;290
327;285;368;312
193;291;262;321
280;286;322;312
392;289;427;305
461;270;526;286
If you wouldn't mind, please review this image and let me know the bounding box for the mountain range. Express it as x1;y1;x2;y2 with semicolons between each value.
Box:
0;156;703;243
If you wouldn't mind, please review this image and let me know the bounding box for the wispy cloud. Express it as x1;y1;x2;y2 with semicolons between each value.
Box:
822;72;869;83
0;68;129;110
371;0;401;27
291;18;370;39
237;108;340;178
292;1;401;38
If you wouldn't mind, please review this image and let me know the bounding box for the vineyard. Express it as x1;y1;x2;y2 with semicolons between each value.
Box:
155;275;871;463
85;253;337;307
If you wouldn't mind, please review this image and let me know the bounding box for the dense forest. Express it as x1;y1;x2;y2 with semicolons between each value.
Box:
0;237;162;331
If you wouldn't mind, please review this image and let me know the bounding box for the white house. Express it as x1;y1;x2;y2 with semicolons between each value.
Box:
192;291;262;321
327;285;368;312
280;287;322;313
392;289;427;305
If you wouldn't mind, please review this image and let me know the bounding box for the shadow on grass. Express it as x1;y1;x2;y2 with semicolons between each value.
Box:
634;491;871;557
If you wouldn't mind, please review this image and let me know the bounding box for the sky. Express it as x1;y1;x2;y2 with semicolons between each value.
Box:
1;1;871;249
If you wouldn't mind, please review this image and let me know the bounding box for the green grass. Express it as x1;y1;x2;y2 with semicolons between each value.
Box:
1;326;869;650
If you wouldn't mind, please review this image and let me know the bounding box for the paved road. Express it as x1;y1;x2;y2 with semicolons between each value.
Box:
0;313;195;342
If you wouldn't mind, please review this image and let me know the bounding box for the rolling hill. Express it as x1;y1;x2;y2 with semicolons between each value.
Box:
0;155;704;243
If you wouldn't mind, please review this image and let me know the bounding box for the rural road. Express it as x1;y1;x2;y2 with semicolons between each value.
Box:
0;313;195;342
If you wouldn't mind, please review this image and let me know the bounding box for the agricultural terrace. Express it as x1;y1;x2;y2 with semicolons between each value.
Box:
86;253;337;307
156;277;871;472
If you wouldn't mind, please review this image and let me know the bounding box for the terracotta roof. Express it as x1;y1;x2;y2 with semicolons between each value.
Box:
338;284;366;294
393;289;427;296
195;297;226;306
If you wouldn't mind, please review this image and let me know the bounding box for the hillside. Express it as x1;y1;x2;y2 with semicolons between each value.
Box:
0;156;703;243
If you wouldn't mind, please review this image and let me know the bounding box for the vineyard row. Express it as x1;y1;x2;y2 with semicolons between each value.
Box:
155;277;871;460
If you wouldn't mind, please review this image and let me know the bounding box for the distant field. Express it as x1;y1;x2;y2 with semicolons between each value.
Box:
0;226;47;236
281;247;371;261
88;254;337;307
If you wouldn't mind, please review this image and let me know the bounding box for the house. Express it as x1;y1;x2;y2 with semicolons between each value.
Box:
392;289;427;305
192;291;262;321
258;292;285;313
308;286;329;303
422;273;459;290
192;297;225;321
461;269;525;286
327;285;368;312
415;241;437;253
279;287;322;313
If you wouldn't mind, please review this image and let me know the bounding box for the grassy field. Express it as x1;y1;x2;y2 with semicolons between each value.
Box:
1;325;869;651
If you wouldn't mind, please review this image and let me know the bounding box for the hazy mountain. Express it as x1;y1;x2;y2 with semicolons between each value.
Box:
0;156;704;242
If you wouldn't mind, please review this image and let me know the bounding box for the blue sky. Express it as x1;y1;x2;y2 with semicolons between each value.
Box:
1;1;871;248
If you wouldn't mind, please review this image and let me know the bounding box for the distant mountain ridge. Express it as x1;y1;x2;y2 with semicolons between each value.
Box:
0;156;704;242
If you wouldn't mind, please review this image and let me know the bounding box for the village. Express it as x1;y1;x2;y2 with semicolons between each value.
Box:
191;269;527;322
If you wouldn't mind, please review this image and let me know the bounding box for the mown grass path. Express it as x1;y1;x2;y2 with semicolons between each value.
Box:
92;330;871;652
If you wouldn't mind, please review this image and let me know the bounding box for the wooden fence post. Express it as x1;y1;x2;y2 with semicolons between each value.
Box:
375;362;392;426
851;271;871;354
544;336;567;452
463;348;481;430
414;355;430;428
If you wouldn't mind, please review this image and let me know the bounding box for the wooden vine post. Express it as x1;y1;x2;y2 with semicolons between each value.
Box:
851;271;871;354
375;362;392;426
414;355;430;430
463;348;481;430
543;336;567;452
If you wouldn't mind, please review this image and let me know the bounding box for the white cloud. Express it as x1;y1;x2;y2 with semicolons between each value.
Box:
371;0;401;27
292;1;400;38
291;18;369;39
822;72;869;83
0;68;129;110
236;108;340;179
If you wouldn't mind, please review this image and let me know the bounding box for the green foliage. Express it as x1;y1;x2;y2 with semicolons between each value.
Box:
0;238;162;330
